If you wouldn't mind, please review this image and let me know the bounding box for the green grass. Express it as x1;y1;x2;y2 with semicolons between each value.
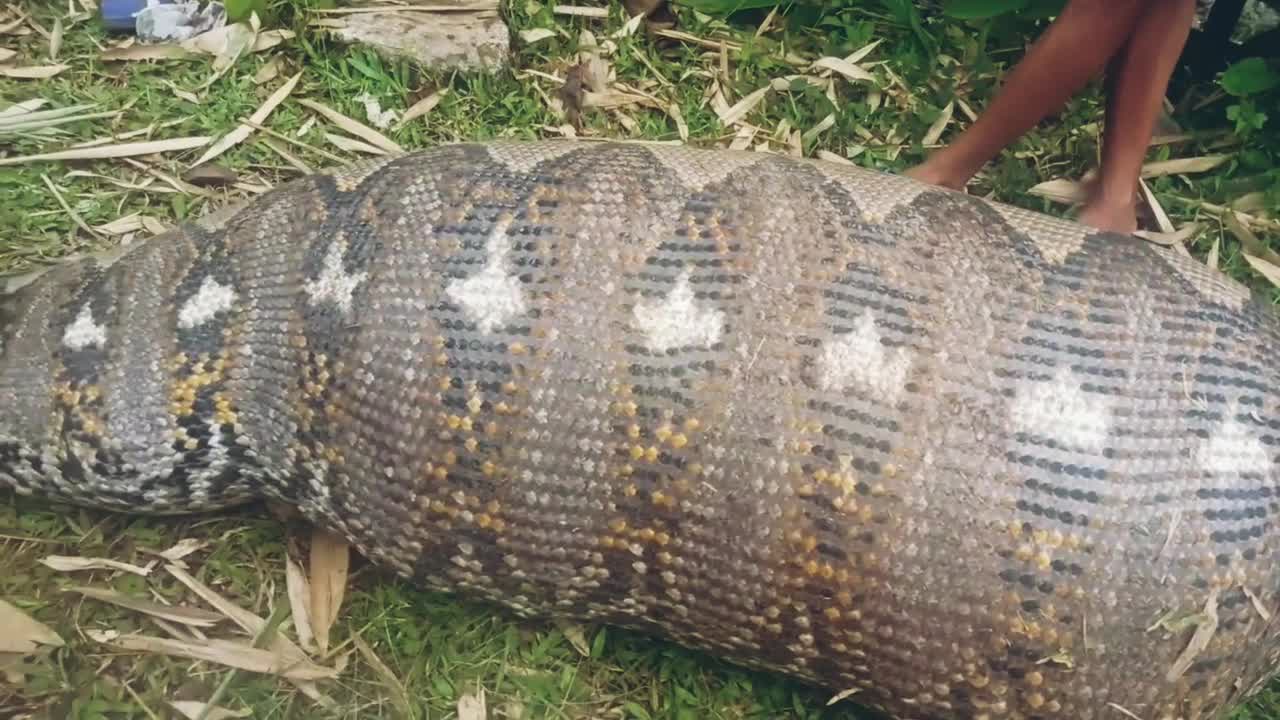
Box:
2;0;1279;718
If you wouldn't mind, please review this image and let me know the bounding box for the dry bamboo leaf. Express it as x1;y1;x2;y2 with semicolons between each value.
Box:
520;27;556;43
324;132;385;156
717;85;769;126
103;43;193;61
1133;223;1198;248
1242;253;1280;289
169;701;251;720
921;100;954;146
141;216;171;236
259;137;313;174
801;113;835;143
253;57;281;85
1224;211;1280;265
309;528;350;655
162;562;324;704
398;89;450;128
0;598;65;654
192;71;301;167
93;214;147;236
0;64;69;79
817;149;854;165
40;554;154;576
158;538;207;561
667;102;688;142
49;17;62;60
1242;584;1273;622
457;687;488;720
352;633;412;717
0;48;15;61
298;98;402;153
1141;155;1228;178
811;56;875;83
1027;178;1087;205
1166;588;1219;682
88;631;338;680
844;39;882;65
284;552;316;652
66;586;224;627
1207;236;1220;272
554;4;609;17
728;123;755;151
0;136;211;166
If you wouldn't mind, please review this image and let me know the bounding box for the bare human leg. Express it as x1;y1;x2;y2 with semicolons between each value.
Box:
904;0;1150;191
1077;0;1198;233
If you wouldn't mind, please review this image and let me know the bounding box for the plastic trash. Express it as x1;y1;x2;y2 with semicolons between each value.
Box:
101;0;226;41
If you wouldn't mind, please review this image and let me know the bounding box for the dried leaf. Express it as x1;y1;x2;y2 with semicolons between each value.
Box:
520;27;556;43
811;56;875;83
1141;155;1229;178
817;149;854;165
457;687;488;720
1166;588;1219;682
298;98;403;154
0;598;64;654
717;85;769;126
801;112;835;143
0;64;68;79
1207;236;1220;271
398;89;449;128
88;631;338;680
0;48;16;61
553;4;609;17
40;554;153;576
254;57;281;85
93;214;147;236
66;586;224;627
324;132;385;155
1242;253;1280;289
169;701;252;720
1027;178;1087;205
0;136;212;166
191;71;301;167
48;17;61;61
921;100;954;146
158;538;207;561
102;43;193;61
1133;223;1198;247
284;552;315;652
667;102;688;142
309;528;350;655
352;634;412;717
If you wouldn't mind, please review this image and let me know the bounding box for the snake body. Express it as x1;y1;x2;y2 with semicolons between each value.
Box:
3;141;1280;720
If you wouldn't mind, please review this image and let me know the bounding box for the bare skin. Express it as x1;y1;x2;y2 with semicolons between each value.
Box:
905;0;1198;234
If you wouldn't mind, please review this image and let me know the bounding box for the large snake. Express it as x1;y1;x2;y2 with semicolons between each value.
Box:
3;141;1279;720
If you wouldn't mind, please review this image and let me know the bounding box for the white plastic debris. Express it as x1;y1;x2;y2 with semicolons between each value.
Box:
136;1;226;43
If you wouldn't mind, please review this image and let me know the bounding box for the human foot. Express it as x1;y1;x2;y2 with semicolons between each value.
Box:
1077;199;1138;234
903;161;968;191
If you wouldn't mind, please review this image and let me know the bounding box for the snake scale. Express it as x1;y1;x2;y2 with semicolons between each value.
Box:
3;140;1279;720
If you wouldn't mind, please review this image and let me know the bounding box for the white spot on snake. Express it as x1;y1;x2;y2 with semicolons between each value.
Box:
817;309;912;401
1010;367;1111;452
62;303;107;350
632;270;725;352
446;220;527;334
177;276;236;329
304;237;367;313
1199;416;1272;475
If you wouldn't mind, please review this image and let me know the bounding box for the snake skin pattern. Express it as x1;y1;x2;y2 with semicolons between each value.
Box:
3;141;1280;720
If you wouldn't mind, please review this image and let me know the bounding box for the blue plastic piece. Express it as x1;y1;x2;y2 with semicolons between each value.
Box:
101;0;170;32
